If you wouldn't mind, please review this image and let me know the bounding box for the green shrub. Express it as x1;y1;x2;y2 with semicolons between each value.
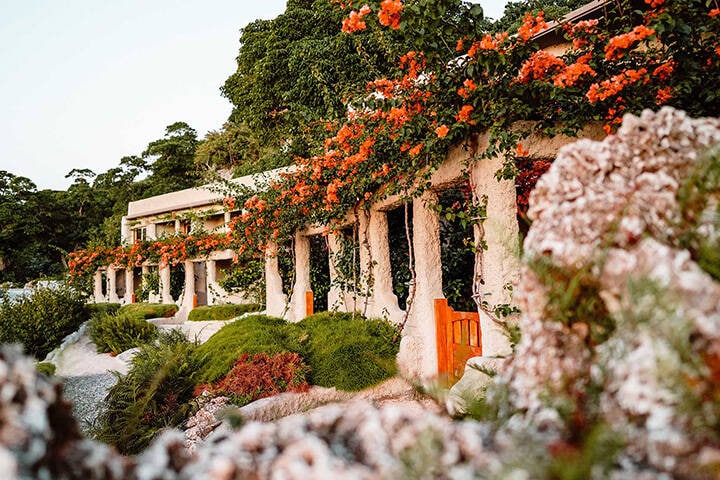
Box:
194;312;399;391
0;284;89;359
88;313;159;355
36;362;56;376
295;311;399;391
90;330;204;455
197;352;310;406
187;303;262;321
117;303;177;321
87;302;121;317
193;315;298;384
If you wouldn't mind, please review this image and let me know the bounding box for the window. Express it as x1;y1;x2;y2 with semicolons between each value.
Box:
134;227;147;243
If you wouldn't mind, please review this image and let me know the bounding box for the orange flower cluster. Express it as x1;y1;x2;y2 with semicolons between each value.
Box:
467;33;509;56
645;0;665;6
604;25;655;60
378;0;402;29
455;105;474;124
435;124;449;138
457;78;477;98
652;60;675;81
517;51;566;84
566;19;600;50
517;12;548;42
656;86;673;104
552;53;596;87
341;4;371;33
711;8;720;17
586;68;648;103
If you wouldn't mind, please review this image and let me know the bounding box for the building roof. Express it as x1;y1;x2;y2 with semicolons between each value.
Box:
126;166;292;220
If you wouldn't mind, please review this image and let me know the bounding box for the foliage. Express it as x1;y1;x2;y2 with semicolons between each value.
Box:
36;362;56;376
193;312;399;391
90;330;204;455
218;258;266;305
116;302;178;321
187;303;262;321
88;312;159;355
0;284;89;359
87;302;121;317
196;352;310;406
293;311;399;391
134;269;159;303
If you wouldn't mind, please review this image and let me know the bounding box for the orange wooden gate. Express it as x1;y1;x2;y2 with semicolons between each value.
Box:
305;291;314;317
434;298;482;383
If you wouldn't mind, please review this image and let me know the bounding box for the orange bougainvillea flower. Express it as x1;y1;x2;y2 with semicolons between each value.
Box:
516;142;530;157
435;124;449;138
656;86;673;104
586;68;648;103
408;143;423;156
455;105;474;124
553;53;596;87
709;8;720;17
378;0;402;29
604;25;655;60
517;12;548;42
517;50;566;83
341;4;371;33
644;0;664;6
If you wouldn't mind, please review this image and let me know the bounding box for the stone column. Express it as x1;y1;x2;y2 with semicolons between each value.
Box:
206;260;217;305
125;269;134;304
159;264;173;304
401;191;444;378
327;234;346;312
146;223;157;240
265;241;287;317
182;260;195;310
366;209;403;322
223;212;232;233
93;270;104;303
470;156;519;357
288;232;311;322
107;267;120;303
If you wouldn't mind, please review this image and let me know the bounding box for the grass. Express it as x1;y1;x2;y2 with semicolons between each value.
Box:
88;312;159;355
187;303;262;321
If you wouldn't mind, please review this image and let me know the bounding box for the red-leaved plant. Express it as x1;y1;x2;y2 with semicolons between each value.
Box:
195;352;310;406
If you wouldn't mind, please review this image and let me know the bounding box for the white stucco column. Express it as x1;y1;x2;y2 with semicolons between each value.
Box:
107;267;120;303
159;264;173;304
401;191;444;378
327;234;347;312
125;269;134;304
365;209;403;322
471;156;520;357
93;270;104;303
206;260;217;305
146;223;157;240
182;260;195;311
223;212;232;232
265;242;288;318
288;232;311;322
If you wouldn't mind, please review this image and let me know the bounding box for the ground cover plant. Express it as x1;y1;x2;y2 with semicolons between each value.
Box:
116;302;177;321
187;303;262;321
86;302;121;317
196;352;310;406
91;329;204;455
88;312;159;355
0;284;89;359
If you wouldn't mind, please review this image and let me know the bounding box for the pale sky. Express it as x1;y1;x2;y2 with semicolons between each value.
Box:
0;1;509;191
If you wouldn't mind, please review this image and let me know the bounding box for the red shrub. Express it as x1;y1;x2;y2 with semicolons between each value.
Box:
195;352;310;404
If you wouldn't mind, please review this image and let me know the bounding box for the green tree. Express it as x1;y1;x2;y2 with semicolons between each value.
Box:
142;121;201;196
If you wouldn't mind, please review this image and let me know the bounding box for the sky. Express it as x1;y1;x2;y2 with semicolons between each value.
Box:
0;0;510;191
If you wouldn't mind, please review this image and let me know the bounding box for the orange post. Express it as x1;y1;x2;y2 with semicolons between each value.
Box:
193;294;198;308
131;293;137;304
434;298;450;377
305;291;314;317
